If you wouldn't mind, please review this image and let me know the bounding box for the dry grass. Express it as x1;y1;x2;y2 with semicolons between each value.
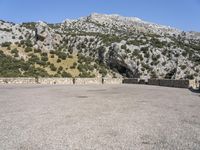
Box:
48;54;80;77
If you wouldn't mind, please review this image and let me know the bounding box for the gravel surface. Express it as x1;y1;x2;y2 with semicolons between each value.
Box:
0;84;200;150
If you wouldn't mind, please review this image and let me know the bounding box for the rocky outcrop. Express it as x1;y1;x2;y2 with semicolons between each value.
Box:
35;21;62;51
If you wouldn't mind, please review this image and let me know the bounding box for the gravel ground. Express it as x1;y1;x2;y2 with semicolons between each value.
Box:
0;84;200;150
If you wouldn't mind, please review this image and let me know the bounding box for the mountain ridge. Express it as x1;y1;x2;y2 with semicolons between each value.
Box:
0;13;200;79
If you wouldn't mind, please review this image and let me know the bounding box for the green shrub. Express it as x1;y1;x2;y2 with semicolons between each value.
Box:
11;48;18;54
25;47;32;52
0;51;50;77
50;64;57;71
68;48;73;54
99;67;107;77
50;50;56;54
58;66;63;71
61;71;72;77
25;39;33;47
34;49;41;53
41;56;48;62
121;45;127;50
1;42;11;47
162;62;166;66
182;51;187;57
19;36;23;40
68;55;73;59
150;38;166;48
180;65;187;70
79;72;94;78
70;62;77;69
56;51;67;60
57;59;61;63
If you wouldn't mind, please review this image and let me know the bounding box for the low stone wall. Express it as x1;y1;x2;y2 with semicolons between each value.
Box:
159;79;174;87
38;78;73;85
75;78;102;85
148;79;160;86
147;79;196;88
0;78;36;84
123;78;139;84
0;77;198;89
103;78;123;84
173;80;190;88
0;77;122;85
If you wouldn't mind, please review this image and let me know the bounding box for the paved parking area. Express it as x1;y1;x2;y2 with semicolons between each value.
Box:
0;84;200;150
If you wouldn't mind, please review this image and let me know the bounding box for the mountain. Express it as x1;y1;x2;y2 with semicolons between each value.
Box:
0;13;200;79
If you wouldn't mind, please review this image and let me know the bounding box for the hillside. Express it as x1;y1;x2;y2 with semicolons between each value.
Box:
0;13;200;79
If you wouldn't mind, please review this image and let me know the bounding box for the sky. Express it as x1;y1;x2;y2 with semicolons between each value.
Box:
0;0;199;31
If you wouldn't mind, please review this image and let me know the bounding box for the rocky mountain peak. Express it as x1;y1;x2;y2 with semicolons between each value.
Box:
88;13;143;23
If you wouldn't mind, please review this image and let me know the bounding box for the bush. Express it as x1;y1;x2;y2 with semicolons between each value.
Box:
182;51;187;57
14;53;19;57
162;62;166;66
180;65;187;70
11;48;18;54
1;42;11;47
19;36;23;40
127;40;145;46
121;45;127;50
61;71;72;77
50;64;57;71
99;67;107;77
50;50;55;54
150;38;166;48
79;72;94;78
77;64;87;72
24;67;49;77
58;66;63;71
0;51;50;77
57;59;61;63
70;62;77;69
25;47;32;52
41;52;48;56
56;51;67;60
36;60;46;66
25;39;33;47
41;56;48;62
68;48;73;54
28;54;40;64
34;49;41;53
68;55;73;59
184;74;194;80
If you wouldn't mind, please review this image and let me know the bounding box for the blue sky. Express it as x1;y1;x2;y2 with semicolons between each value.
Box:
0;0;199;31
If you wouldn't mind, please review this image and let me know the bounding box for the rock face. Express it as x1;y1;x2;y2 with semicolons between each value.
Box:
0;13;200;79
35;21;62;51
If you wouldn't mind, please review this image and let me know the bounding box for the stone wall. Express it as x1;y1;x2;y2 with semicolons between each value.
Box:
38;78;73;85
123;78;139;84
0;77;198;89
0;77;120;85
103;78;122;84
148;79;160;86
159;79;174;87
147;79;197;88
0;78;36;84
75;78;102;85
